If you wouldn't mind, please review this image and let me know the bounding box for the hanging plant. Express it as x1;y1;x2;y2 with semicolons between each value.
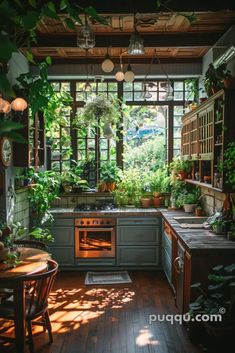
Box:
74;95;121;136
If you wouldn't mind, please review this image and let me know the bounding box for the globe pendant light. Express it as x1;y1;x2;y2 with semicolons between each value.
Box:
77;15;95;49
101;48;114;73
11;98;28;111
115;53;124;81
124;64;135;82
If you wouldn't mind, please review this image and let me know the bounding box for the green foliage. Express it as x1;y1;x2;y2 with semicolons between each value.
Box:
124;135;165;172
0;221;27;248
29;227;54;243
100;161;122;183
74;95;121;130
223;142;235;189
27;169;60;225
0;0;107;96
113;169;142;206
204;63;231;96
0;119;26;143
185;78;199;102
182;192;199;205
169;156;192;174
149;166;171;194
189;264;235;325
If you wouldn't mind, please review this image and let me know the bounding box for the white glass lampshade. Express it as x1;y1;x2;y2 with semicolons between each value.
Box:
124;64;135;82
115;70;124;81
11;98;28;112
128;31;145;55
77;24;95;49
0;97;6;112
101;55;114;73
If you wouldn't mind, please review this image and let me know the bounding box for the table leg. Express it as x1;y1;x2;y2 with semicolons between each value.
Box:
14;283;25;353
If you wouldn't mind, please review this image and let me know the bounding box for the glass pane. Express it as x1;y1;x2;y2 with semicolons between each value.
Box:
100;150;108;160
123;82;133;91
51;82;60;91
97;82;107;92
174;91;183;101
62;161;70;170
123;92;133;101
174;127;182;138
51;162;60;171
61;82;70;91
174;82;183;91
100;139;108;149
108;82;117;91
134;82;142;90
134;92;143;101
77;139;86;149
174;139;181;149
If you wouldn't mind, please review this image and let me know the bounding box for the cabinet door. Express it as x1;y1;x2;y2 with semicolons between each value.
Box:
117;246;160;266
50;226;74;245
117;218;160;226
171;230;178;294
50;247;75;266
117;226;160;245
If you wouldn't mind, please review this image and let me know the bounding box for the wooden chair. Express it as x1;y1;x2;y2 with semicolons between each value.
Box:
0;259;58;353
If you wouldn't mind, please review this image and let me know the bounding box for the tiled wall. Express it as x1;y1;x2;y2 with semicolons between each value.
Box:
13;188;30;233
52;192;114;208
200;186;235;215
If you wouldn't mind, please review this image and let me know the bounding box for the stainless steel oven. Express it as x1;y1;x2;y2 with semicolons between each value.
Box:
75;218;116;258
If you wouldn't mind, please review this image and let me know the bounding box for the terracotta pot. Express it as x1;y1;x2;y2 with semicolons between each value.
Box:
98;182;107;192
178;171;188;180
223;77;235;89
195;208;203;216
203;175;211;184
153;197;161;207
141;198;151;208
106;182;116;192
183;204;197;213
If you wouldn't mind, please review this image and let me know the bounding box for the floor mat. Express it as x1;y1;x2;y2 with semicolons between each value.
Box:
85;271;132;285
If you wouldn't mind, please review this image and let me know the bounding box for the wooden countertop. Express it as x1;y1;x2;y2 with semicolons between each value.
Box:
161;210;235;253
50;207;162;217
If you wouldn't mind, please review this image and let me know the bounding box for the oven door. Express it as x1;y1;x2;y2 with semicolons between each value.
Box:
75;227;115;258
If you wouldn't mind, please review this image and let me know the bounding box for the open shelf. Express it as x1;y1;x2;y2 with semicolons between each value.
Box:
185;179;222;192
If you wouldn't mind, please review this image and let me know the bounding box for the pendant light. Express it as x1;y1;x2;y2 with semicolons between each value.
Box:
11;98;28;111
124;64;135;82
101;47;114;73
128;16;145;55
77;14;95;49
115;53;124;81
83;50;92;92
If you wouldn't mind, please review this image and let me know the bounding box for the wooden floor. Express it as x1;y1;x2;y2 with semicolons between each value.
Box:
0;271;232;353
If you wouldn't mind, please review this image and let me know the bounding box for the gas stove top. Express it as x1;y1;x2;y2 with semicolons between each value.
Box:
74;202;116;212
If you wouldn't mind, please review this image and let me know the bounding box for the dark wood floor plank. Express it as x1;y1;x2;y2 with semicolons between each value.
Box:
0;271;203;353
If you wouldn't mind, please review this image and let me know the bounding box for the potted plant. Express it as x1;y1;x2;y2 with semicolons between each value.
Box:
170;156;192;180
0;222;26;266
189;264;235;337
204;63;231;97
100;161;122;192
195;205;203;217
113;169;142;207
74;95;121;137
182;193;199;213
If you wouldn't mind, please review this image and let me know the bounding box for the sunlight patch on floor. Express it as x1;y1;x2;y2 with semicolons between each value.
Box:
135;328;160;347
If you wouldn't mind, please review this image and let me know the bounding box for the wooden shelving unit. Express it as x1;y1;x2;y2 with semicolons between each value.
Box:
181;89;235;192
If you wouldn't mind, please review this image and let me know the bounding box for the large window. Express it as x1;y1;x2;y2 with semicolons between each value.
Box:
47;79;191;181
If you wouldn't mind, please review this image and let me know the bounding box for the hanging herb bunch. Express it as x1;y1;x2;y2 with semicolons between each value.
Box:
74;95;121;138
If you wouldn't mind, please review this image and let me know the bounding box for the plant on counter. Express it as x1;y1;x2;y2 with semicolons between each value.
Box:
189;264;235;336
169;156;192;180
27;169;61;225
60;168;89;193
99;161;122;192
113;168;142;207
149;167;172;207
182;190;200;213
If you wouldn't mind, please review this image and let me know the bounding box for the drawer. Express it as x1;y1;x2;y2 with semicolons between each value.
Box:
50;226;74;245
162;248;172;282
53;218;74;227
162;232;172;257
117;246;160;266
117;226;160;245
117;217;160;226
50;247;74;266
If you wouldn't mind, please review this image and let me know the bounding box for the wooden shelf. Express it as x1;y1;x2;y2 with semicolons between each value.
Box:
185;179;222;192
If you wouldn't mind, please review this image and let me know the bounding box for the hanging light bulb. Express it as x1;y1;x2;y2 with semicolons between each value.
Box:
11;98;28;111
124;64;135;82
115;52;124;81
128;29;145;55
77;15;95;49
101;48;114;73
2;100;11;113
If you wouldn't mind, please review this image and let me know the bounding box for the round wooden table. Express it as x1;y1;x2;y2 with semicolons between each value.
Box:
0;247;50;353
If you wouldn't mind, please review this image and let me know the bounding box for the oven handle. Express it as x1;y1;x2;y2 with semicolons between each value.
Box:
75;227;115;232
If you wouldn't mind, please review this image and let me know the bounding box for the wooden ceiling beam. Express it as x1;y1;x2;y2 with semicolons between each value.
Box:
36;33;221;48
70;0;235;13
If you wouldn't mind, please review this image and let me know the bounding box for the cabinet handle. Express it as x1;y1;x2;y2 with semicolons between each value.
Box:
174;256;181;274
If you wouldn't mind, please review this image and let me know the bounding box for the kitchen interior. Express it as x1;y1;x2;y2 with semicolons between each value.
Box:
0;1;235;353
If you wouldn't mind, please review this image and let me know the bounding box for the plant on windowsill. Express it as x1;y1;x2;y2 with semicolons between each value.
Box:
189;264;235;337
169;156;192;180
140;173;152;208
113;169;142;207
99;161;122;192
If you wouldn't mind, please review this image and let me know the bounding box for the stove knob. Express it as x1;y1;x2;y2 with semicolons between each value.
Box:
100;220;104;225
106;221;110;225
87;221;90;225
80;221;84;225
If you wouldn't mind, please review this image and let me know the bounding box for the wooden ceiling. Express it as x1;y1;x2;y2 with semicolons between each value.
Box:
28;1;235;64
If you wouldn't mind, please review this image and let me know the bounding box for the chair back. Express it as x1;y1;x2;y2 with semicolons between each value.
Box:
25;259;58;318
